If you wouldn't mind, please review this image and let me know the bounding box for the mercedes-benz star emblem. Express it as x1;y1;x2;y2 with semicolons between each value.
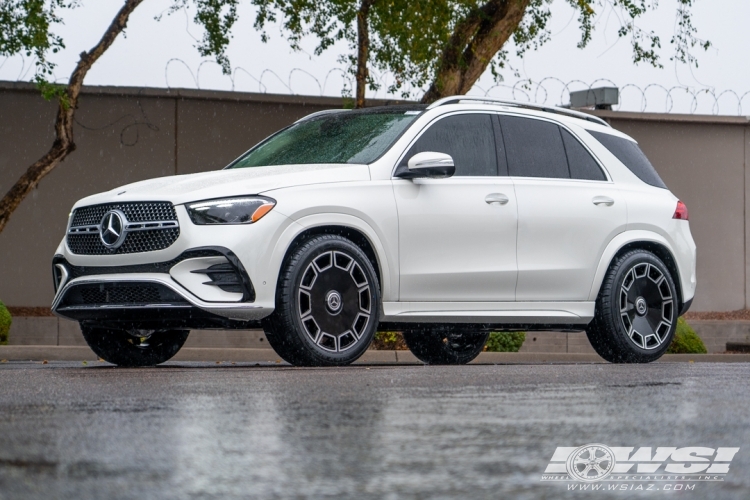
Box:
326;290;343;314
99;210;127;249
635;297;648;316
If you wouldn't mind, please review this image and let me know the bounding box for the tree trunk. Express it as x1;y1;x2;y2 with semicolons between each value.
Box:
0;0;145;235
355;0;373;108
421;0;530;104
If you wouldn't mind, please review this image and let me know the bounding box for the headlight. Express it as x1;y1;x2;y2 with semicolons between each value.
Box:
186;196;276;225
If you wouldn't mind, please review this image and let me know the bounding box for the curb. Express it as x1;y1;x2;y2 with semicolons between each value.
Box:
2;346;750;364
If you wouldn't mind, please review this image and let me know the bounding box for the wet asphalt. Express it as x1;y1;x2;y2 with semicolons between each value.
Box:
0;361;749;499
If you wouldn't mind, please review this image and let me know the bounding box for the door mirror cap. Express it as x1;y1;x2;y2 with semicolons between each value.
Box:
399;152;455;179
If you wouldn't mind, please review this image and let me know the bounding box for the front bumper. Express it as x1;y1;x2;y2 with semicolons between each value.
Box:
51;247;273;328
52;205;294;327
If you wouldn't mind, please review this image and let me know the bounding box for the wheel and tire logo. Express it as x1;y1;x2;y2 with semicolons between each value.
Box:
297;250;372;353
619;262;674;350
566;444;616;482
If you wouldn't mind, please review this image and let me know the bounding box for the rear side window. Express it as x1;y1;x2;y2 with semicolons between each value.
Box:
402;114;497;176
560;129;607;181
499;115;569;179
588;131;667;188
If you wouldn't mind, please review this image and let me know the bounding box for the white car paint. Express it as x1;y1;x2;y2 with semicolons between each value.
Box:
52;98;697;329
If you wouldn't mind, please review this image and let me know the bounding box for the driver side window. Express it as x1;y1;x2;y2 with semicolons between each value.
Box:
400;114;498;176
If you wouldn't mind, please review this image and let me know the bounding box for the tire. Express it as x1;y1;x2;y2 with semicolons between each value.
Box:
262;234;381;366
402;326;489;365
81;326;189;367
586;250;678;363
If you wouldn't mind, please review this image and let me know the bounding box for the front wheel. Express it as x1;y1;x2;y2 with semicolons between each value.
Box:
403;326;489;365
263;234;381;366
81;326;189;367
586;250;678;363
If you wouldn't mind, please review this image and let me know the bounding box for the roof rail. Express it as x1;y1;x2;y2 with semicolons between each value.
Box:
294;108;349;124
426;96;611;128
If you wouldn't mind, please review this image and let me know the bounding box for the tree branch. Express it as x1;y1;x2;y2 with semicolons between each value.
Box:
355;0;374;108
421;0;530;104
0;0;145;235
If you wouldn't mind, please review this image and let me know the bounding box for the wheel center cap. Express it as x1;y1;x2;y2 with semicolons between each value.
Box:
635;297;648;316
326;290;343;314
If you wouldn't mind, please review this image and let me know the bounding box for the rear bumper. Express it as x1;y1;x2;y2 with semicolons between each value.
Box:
679;297;693;316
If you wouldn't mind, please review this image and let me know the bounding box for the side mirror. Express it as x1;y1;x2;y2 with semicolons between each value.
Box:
399;151;455;179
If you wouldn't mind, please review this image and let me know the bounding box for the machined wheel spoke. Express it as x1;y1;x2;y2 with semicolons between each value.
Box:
297;250;371;353
620;262;674;351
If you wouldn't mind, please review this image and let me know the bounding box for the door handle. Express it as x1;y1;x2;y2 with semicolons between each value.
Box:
485;193;509;205
592;196;615;206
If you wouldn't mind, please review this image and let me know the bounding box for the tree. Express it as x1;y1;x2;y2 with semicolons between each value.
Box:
0;0;242;235
372;0;711;103
251;0;385;108
0;0;145;235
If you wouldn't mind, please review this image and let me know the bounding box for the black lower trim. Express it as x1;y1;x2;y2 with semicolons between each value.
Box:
377;322;589;333
58;304;261;330
679;297;693;316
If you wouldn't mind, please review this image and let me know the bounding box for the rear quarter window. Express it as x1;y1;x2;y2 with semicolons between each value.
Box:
588;131;667;188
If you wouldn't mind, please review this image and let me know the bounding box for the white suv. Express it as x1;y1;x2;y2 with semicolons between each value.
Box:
51;96;697;367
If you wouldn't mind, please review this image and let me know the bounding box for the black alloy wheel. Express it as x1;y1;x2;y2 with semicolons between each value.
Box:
586;249;678;363
81;326;189;366
402;326;489;365
263;234;380;366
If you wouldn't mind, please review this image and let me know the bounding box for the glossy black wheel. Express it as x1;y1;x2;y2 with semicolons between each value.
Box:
263;234;380;366
587;250;678;363
403;326;489;365
81;326;189;367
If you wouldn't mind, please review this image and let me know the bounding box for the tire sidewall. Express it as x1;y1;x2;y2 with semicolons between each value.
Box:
603;251;678;361
403;327;489;365
82;326;189;366
281;237;380;365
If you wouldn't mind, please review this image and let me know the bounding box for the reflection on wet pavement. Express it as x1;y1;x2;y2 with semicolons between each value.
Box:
1;362;749;499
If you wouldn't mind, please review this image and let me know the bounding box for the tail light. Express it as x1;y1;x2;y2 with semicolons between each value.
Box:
673;200;689;220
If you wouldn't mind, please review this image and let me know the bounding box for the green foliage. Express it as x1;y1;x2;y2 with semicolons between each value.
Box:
35;78;69;108
485;331;526;353
0;0;77;80
163;0;239;74
372;330;407;350
666;317;707;354
0;300;11;345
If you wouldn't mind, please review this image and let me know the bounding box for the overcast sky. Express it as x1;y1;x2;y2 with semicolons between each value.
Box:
1;0;747;114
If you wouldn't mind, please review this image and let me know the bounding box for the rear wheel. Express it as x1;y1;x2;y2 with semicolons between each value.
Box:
81;326;189;367
263;234;380;366
586;250;678;363
402;326;489;365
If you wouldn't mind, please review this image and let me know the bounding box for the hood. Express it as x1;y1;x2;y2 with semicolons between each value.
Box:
73;163;370;208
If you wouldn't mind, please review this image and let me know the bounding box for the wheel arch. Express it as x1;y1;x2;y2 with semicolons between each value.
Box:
269;214;394;302
589;232;684;311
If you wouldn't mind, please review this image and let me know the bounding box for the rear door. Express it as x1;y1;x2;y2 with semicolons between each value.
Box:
393;112;518;301
499;114;627;301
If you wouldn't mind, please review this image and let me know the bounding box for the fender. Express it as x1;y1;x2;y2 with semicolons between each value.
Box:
588;230;683;301
267;212;396;302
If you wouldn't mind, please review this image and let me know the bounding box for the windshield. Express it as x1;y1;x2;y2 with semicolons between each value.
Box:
228;108;421;168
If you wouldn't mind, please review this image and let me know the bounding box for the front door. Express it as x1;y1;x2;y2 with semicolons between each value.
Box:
393;113;518;302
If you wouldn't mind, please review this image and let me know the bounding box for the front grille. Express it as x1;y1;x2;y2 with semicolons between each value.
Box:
61;282;188;307
71;202;176;226
67;202;179;255
67;228;180;255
